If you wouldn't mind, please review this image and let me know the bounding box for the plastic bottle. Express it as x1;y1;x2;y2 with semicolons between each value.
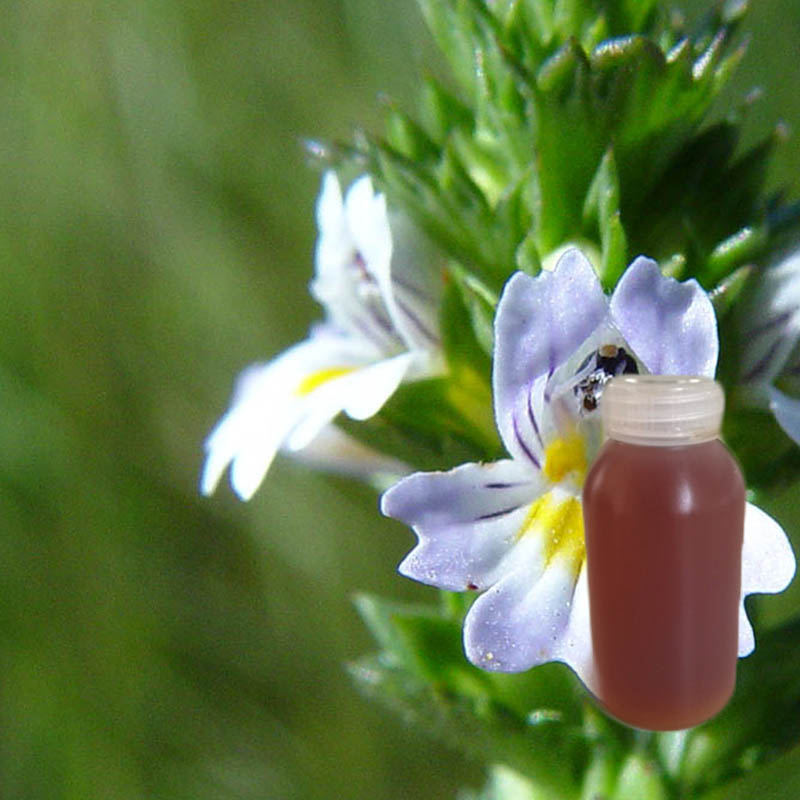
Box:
582;375;745;730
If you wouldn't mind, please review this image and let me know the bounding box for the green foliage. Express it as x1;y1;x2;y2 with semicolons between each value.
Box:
722;407;800;491
338;369;502;472
582;148;627;285
673;616;800;797
351;593;587;797
355;594;800;799
310;0;800;477
359;0;794;301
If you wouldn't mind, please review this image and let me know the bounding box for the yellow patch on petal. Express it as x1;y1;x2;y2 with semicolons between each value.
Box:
542;433;587;485
517;491;585;573
295;366;355;396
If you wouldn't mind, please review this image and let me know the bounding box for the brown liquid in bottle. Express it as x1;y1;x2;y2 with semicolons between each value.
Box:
582;379;745;731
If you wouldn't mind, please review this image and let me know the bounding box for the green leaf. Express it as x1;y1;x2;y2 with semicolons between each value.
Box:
583;149;627;286
583;149;620;230
447;264;498;358
384;103;441;163
495;175;535;256
626;122;746;273
552;0;593;42
370;137;508;286
521;0;555;47
592;36;686;188
579;12;609;53
536;36;586;94
441;272;493;368
471;764;555;800
451;127;514;208
724;0;750;24
352;594;590;796
706;225;768;283
418;74;474;144
354;593;587;721
417;0;480;101
674;616;800;795
532;41;602;253
349;654;582;797
619;0;659;32
515;229;543;275
438;274;501;450
337;372;501;472
709;265;753;317
579;741;619;800
698;743;800;800
611;753;668;800
657;729;690;782
722;406;800;490
353;594;490;695
602;212;628;285
353;593;430;669
660;252;687;278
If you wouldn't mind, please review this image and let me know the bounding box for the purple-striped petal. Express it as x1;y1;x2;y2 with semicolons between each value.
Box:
493;250;607;464
381;460;543;592
738;248;800;384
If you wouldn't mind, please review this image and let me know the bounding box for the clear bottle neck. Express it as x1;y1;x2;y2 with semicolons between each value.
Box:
601;375;723;447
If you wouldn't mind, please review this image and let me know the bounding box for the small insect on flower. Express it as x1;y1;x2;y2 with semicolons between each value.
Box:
573;344;639;412
381;248;795;691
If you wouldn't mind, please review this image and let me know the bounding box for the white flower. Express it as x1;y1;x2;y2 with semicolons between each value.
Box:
382;249;795;692
737;247;800;445
201;172;441;500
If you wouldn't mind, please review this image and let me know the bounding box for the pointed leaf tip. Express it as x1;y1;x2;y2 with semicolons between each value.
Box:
722;0;749;25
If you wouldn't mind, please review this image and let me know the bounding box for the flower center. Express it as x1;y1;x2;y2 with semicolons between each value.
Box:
543;433;587;485
573;344;639;413
518;490;585;572
296;366;355;396
352;249;369;278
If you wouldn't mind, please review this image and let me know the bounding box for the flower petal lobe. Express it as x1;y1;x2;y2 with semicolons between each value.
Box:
383;461;543;591
769;386;800;446
610;256;718;377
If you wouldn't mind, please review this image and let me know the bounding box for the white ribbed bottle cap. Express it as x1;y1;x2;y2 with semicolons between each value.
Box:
601;375;724;445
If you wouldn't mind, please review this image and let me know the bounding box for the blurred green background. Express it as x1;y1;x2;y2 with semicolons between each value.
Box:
1;1;799;798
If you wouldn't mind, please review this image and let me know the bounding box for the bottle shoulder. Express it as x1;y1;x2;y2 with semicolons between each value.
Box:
583;437;744;510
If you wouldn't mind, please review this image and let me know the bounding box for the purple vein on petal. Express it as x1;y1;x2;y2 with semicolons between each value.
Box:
543;366;555;403
746;309;793;340
484;482;527;489
527;385;544;448
513;412;540;469
475;505;522;521
743;337;783;383
351;312;397;351
394;295;438;345
392;275;429;301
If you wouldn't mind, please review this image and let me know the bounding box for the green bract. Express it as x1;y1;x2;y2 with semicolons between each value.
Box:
374;0;782;290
